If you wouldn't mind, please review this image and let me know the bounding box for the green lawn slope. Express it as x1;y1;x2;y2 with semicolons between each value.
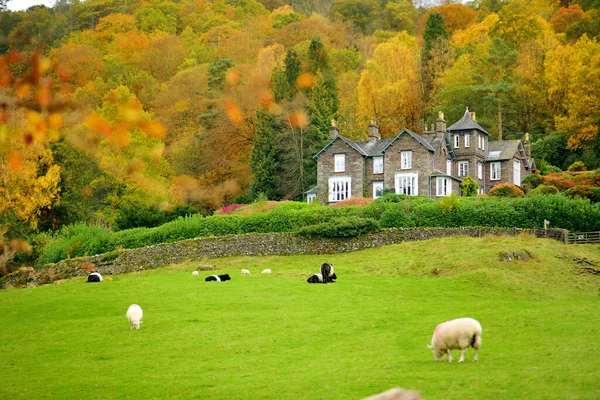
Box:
1;234;598;399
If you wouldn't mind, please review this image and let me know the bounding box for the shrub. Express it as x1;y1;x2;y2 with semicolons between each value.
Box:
440;194;459;213
460;176;478;196
379;204;416;228
488;184;525;197
567;161;586;172
216;204;249;214
540;173;575;191
564;185;596;201
521;174;541;193
330;197;374;207
297;217;380;238
528;184;559;196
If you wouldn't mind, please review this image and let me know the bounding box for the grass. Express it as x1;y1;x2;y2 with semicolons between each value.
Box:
1;234;599;399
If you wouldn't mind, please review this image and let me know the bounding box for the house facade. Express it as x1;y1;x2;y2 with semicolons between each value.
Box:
313;109;535;205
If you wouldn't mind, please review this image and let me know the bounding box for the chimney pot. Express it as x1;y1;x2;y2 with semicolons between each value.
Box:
436;111;446;135
471;111;476;121
329;119;339;140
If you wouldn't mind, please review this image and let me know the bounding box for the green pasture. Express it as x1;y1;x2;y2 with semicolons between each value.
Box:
1;235;599;399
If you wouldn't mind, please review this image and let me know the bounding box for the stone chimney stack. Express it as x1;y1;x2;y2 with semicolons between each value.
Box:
524;132;531;158
436;111;446;138
368;118;380;141
329;119;339;140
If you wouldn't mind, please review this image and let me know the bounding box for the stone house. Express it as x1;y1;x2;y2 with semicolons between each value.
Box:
312;108;535;204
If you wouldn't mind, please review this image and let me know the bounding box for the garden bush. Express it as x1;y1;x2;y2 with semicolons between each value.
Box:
528;184;559;196
488;183;525;197
297;217;380;238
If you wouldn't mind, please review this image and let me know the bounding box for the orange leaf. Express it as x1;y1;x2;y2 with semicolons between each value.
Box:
139;121;166;140
36;83;52;109
296;73;316;89
225;100;242;124
48;113;63;129
288;110;309;128
226;69;241;86
16;83;30;100
84;113;113;136
8;151;22;172
0;67;12;87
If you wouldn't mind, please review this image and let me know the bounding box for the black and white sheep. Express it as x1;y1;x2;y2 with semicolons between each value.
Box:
428;317;482;362
319;263;335;284
87;272;103;282
306;272;338;283
205;274;231;282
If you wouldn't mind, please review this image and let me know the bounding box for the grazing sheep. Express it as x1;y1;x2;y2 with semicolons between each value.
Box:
87;272;103;283
320;263;335;284
241;269;251;276
192;271;199;276
428;318;482;362
261;269;272;274
126;304;143;330
307;272;338;283
205;274;231;282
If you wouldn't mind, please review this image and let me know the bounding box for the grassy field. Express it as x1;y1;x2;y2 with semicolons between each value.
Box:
1;234;599;399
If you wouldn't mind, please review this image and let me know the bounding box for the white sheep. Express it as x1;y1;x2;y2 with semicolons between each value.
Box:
126;304;143;330
428;317;482;362
241;269;251;275
192;271;199;276
261;268;272;274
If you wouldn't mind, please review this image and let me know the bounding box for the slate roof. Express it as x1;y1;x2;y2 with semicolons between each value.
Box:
313;135;368;159
381;129;436;153
447;108;489;134
487;140;523;161
354;138;393;156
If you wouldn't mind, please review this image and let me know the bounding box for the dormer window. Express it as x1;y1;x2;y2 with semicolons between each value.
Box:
401;151;412;169
334;154;345;172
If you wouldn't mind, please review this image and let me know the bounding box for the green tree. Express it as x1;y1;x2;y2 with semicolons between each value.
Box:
460;176;479;197
331;0;379;33
423;12;449;53
250;110;281;200
208;58;235;92
422;12;450;116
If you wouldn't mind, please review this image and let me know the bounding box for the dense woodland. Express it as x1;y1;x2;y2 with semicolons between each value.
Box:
1;0;600;270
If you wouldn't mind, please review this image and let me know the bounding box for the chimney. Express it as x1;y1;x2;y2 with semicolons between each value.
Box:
470;111;476;121
524;132;531;159
436;111;446;138
368;118;380;141
329;119;339;140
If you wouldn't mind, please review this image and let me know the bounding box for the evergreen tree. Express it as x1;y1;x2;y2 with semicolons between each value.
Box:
422;12;450;118
308;36;327;73
250;110;281;200
283;49;300;101
423;12;449;53
208;58;234;92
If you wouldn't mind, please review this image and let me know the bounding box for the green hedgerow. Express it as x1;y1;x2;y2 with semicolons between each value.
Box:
297;217;381;238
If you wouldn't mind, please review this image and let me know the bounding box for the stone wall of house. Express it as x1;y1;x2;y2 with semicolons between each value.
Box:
317;139;365;204
384;134;432;196
0;227;568;289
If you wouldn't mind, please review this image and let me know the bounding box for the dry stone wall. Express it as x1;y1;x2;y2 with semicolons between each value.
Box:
1;227;568;289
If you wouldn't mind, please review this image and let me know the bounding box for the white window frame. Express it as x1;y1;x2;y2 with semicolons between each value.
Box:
490;162;501;180
395;173;418;196
446;159;452;175
482;136;485;151
306;193;316;204
436;177;452;197
373;156;383;174
458;161;469;177
464;133;470;148
454;135;459;148
334;154;345;172
328;176;351;202
513;160;521;185
477;161;483;180
372;181;384;199
401;151;412;170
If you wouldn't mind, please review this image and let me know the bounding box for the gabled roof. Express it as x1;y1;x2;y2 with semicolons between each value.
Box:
381;129;436;153
354;138;393;156
487;140;523;161
313;135;368;159
447;108;489;135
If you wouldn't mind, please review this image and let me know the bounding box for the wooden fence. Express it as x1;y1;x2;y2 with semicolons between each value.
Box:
567;231;600;244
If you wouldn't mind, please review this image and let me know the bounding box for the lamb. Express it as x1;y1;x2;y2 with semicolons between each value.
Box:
307;272;337;283
192;271;199;276
241;269;251;276
205;274;231;282
126;304;143;330
261;269;272;274
428;317;482;362
320;263;335;284
87;272;103;282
